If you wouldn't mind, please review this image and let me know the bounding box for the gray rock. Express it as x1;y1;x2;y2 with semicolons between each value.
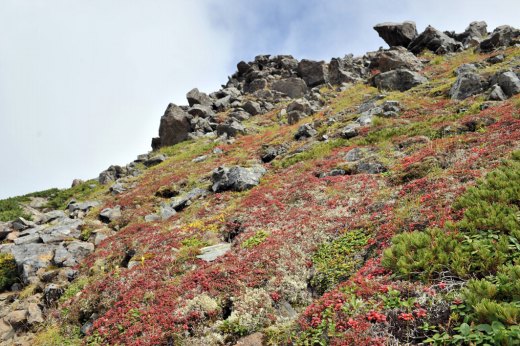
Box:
488;84;507;101
213;95;231;111
294;123;317;140
187;104;215;118
99;206;122;224
260;144;287;163
373;21;418;47
271;77;308;98
456;21;487;46
109;182;126;195
495;71;520;97
6;310;27;330
353;159;388;174
190;116;214;134
13;233;41;245
357;114;373;126
64;241;95;266
160;206;176;220
454;63;477;76
186;88;212;107
345;147;372;162
287;110;306;125
368;47;423;72
297;59;329;87
340;123;361;139
229;110;251;121
242;100;262;115
480;25;520;52
211;165;266;192
318;169;347;178
328;57;365;85
41;210;67;224
170;188;208;211
153;104;192;149
144;154;166;167
372;69;427;91
486;54;505;64
382;100;401;113
0;224;9;241
11;217;35;231
216;120;246;138
93;229;115;246
450;72;484;100
287;99;312;115
68;200;100;213
408;25;462;54
0;318;15;342
192;155;208;163
98;165;128;185
245;79;267;93
40;219;83;243
2;243;57;282
196;243;231;262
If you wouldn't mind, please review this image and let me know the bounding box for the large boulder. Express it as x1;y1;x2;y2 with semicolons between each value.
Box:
153;104;192;149
328;57;366;84
493;71;520;97
368;47;423;72
449;72;485;100
372;69;427;91
297;60;329;87
455;21;488;46
479;25;520;52
373;21;418;47
186;88;212;107
271;77;308;98
216;120;246;138
211;165;266;192
408;25;462;54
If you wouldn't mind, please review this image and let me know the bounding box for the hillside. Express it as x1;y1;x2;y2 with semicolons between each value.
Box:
1;21;520;345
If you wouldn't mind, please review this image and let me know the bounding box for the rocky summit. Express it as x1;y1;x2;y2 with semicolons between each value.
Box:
1;20;520;346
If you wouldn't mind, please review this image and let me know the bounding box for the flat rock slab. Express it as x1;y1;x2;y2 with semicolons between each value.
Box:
196;243;231;262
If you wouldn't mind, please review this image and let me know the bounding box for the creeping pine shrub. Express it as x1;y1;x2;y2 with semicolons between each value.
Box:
0;253;18;291
310;230;368;295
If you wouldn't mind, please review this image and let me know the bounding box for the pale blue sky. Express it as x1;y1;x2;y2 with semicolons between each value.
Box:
0;0;519;198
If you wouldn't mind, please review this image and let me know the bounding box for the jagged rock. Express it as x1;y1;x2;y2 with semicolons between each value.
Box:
229;110;250;121
67;201;100;217
294;123;317;140
2;243;57;282
6;310;27;330
245;78;268;93
287;111;306;125
143;154;166;167
211;165;266;192
488;84;507;101
372;69;427;91
373;21;418;47
216;120;246;138
454;21;488;47
357;114;373;126
297;59;329;87
153;104;192;150
287;98;312;115
486;54;505;64
13;233;41;245
40;219;83;243
27;303;43;325
186;88;212;107
110;182;126;195
0;318;14;342
99;206;122;224
260;144;287;163
187;104;215;118
382;100;401;113
352;158;388;174
12;217;35;231
340;123;360;139
43;284;64;306
408;25;462;54
41;210;67;224
454;63;478;76
98;165;128;185
450;72;484;100
242;100;262;115
494;71;520;97
271;77;308;98
196;243;231;262
328;56;366;85
345;147;373;162
480;25;520;52
170;188;208;211
368;47;423;72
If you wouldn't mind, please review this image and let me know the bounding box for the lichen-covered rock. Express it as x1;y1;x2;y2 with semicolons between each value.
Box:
449;72;484;100
372;69;427;91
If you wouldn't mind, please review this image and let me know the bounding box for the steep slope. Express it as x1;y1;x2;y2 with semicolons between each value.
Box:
0;21;520;345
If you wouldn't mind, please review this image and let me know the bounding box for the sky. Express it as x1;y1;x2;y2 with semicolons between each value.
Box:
0;0;519;199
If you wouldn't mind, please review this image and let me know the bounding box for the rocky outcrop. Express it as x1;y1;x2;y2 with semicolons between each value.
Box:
479;25;520;52
450;72;485;100
408;25;462;54
152;104;192;149
373;21;418;47
368;47;423;72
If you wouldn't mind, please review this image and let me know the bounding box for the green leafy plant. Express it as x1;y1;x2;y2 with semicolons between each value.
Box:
0;253;18;291
242;230;269;248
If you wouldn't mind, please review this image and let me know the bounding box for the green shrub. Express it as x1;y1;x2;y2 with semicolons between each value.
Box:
310;230;368;295
0;253;18;291
242;230;269;248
